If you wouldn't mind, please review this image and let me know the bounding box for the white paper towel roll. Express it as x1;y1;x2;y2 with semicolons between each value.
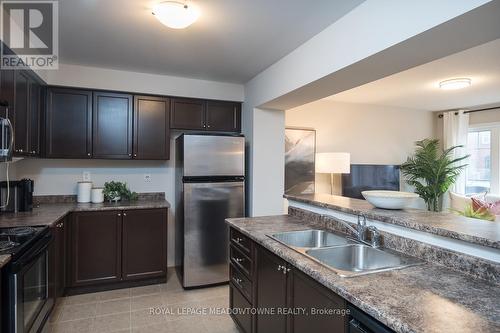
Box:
77;182;93;203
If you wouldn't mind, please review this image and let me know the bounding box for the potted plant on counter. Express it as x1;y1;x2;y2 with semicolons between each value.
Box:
103;181;138;202
401;139;468;212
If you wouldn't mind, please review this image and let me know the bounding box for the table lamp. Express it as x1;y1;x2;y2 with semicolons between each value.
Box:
316;152;351;195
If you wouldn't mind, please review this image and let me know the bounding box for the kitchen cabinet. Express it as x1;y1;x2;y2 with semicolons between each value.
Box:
228;227;349;333
70;210;123;287
170;97;205;130
206;101;241;132
14;70;29;154
13;70;43;156
256;247;288;333
133;95;170;159
122;208;167;280
93;92;133;159
45;88;92;158
170;98;241;132
67;208;168;293
54;218;67;298
289;269;346;333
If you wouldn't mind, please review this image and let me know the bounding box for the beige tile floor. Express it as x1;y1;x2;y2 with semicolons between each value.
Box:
42;270;239;333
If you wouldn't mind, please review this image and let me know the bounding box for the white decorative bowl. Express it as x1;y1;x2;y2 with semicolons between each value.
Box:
361;190;419;210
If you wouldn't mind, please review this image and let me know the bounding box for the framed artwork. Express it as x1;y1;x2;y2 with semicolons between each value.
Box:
284;127;316;195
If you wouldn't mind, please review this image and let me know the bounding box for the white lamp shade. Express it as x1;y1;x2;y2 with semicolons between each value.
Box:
316;152;350;174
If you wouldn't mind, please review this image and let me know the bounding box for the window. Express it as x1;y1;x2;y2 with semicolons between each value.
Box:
466;125;500;195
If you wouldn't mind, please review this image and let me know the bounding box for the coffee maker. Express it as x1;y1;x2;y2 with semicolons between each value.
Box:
0;179;34;212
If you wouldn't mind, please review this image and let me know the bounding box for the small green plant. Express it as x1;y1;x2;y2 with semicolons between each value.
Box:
401;139;469;212
103;181;138;202
453;204;496;221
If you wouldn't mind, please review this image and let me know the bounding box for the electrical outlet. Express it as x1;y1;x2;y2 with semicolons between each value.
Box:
82;171;91;181
144;174;152;183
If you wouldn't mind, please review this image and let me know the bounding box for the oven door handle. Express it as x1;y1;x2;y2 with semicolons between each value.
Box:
11;233;52;271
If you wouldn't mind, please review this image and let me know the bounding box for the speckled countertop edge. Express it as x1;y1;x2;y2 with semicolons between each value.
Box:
226;215;500;333
285;193;500;250
0;254;11;269
0;200;170;228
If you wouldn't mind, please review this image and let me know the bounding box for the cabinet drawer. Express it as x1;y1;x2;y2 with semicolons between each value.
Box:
230;283;252;333
230;244;252;279
230;228;251;256
230;263;252;302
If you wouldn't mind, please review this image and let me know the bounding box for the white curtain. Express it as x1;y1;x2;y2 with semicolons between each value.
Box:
443;110;469;194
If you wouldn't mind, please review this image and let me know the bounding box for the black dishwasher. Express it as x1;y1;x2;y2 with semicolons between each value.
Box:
348;304;393;333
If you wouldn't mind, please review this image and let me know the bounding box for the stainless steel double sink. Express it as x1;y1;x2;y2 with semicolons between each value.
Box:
269;229;423;277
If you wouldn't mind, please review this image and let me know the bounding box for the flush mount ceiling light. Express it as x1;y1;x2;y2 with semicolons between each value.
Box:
439;78;472;90
152;1;200;29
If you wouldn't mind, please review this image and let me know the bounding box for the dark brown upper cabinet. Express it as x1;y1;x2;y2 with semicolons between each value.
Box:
12;70;42;157
14;70;29;155
92;92;133;159
170;97;205;130
45;88;92;158
170;98;241;132
134;95;170;160
206;101;241;132
122;209;167;280
0;69;15;124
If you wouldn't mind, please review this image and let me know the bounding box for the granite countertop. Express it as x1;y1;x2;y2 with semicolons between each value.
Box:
0;254;11;269
0;200;170;228
285;193;500;250
226;215;500;333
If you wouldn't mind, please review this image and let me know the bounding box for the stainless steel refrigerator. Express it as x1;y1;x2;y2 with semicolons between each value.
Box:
175;134;245;288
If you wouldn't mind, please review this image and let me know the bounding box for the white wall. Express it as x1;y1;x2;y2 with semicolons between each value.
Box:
286;100;434;196
43;63;244;102
243;0;492;217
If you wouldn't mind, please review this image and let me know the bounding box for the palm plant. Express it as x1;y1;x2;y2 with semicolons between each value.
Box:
401;139;469;212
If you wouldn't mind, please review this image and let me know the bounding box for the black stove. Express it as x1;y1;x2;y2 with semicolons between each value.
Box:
0;226;48;259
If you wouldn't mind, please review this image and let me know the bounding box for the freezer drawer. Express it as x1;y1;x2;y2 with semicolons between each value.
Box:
183;181;245;287
183;135;245;177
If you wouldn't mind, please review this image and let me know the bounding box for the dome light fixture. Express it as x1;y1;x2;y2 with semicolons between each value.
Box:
152;1;200;29
439;78;472;90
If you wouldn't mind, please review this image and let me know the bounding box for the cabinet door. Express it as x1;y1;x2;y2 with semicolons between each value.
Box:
133;95;170;160
46;88;92;158
289;268;346;333
70;211;122;287
0;69;15;122
14;70;29;155
28;79;41;156
122;209;167;280
206;101;241;132
54;218;67;298
256;247;288;333
93;92;133;159
170;98;205;130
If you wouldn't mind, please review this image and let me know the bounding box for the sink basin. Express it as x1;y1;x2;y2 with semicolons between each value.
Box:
269;229;351;249
306;244;423;277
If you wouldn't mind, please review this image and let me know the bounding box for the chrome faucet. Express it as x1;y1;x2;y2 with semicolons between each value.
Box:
327;213;381;248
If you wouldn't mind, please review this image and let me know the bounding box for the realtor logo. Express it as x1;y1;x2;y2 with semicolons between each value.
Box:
1;0;58;69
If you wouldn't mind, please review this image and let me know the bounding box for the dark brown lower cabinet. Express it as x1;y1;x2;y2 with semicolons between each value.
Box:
70;211;122;287
54;218;67;298
289;269;346;333
122;209;167;280
67;208;168;293
229;226;348;333
256;247;288;333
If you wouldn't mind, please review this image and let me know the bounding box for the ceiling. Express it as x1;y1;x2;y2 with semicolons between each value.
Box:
325;38;500;111
58;0;364;83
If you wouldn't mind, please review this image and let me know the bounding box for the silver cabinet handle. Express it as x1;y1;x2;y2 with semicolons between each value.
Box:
123;212;127;216
87;153;91;157
231;237;243;244
133;153;137;157
232;277;242;286
234;257;243;263
118;213;121;217
128;153;132;157
277;265;284;272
